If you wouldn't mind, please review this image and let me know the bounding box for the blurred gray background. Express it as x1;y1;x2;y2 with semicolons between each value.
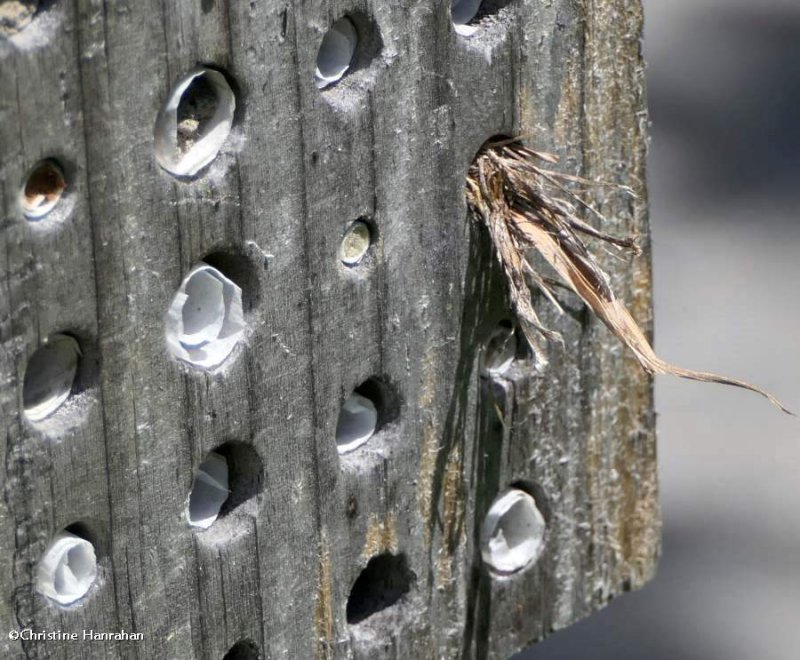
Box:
520;0;800;658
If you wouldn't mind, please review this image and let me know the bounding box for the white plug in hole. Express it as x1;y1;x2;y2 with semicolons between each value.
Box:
315;17;358;89
23;334;80;422
36;530;98;605
165;263;246;370
480;489;545;575
335;392;378;454
451;0;482;36
186;451;230;530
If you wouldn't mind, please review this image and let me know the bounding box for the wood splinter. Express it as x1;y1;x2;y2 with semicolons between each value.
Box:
466;137;793;415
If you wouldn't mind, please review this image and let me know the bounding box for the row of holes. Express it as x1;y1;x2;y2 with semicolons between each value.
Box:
37;483;546;625
3;1;504;42
14;0;513;191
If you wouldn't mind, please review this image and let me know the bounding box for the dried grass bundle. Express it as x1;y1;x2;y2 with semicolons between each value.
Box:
466;137;791;414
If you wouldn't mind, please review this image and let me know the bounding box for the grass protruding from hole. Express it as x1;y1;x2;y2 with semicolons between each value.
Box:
346;553;415;625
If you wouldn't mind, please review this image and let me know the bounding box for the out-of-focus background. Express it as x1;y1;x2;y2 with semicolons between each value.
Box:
520;0;800;658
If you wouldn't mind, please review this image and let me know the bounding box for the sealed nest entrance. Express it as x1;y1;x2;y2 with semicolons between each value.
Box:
0;1;37;36
20;160;66;220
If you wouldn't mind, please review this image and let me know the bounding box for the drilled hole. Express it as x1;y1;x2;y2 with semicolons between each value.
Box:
451;0;482;35
480;488;546;576
35;525;98;606
346;553;415;625
481;321;517;376
335;377;395;454
452;0;513;37
19;159;66;220
165;262;246;370
187;443;263;531
154;67;236;177
315;17;358;89
223;640;260;660
339;219;372;267
187;452;229;529
23;334;80;422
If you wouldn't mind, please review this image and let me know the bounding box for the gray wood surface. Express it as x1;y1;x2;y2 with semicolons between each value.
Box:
0;0;659;658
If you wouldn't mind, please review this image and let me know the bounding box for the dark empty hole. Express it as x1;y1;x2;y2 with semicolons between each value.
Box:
202;251;260;315
216;442;264;516
346;553;415;625
177;75;219;154
63;522;96;548
354;378;395;429
222;639;260;660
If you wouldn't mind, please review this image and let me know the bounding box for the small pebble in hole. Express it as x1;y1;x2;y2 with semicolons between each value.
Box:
20;160;66;220
23;334;80;422
480;488;545;575
35;527;98;606
315;17;358;89
339;220;371;267
186;451;229;529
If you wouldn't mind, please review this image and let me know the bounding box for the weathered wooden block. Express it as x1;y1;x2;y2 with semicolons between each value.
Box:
0;0;658;658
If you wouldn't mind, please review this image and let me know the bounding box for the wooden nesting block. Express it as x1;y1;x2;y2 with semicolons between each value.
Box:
0;0;657;658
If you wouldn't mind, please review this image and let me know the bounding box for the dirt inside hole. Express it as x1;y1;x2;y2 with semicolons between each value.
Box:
23;161;66;213
176;75;219;154
0;1;37;36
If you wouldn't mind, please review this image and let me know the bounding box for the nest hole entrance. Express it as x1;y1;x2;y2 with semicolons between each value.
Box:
35;524;98;606
165;258;248;371
154;67;236;178
346;553;415;625
335;377;396;454
482;320;518;376
20;159;66;220
187;443;263;531
222;640;260;660
23;334;80;422
315;17;358;88
339;219;373;267
480;488;546;576
452;0;513;36
176;74;219;154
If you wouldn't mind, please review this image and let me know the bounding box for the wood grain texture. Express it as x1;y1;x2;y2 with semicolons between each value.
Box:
0;0;659;658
